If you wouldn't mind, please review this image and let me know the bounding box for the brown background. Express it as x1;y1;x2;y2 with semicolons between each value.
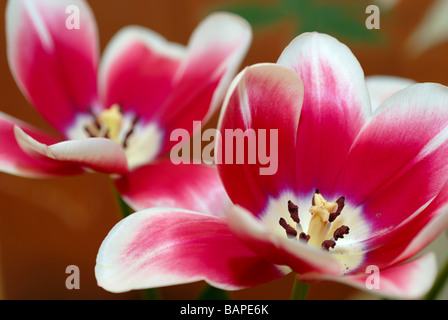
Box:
0;0;447;299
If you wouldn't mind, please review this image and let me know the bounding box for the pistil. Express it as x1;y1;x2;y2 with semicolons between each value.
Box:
307;212;330;247
84;105;139;148
307;191;337;247
97;104;123;143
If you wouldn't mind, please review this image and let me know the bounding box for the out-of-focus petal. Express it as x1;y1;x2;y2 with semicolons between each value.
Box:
95;207;286;293
14;126;128;174
157;12;252;154
99;26;185;122
0;112;84;177
6;0;99;135
115;160;232;218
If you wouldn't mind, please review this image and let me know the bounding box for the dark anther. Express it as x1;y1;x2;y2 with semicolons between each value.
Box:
321;240;336;251
94;119;101;130
123;131;132;148
88;109;101;129
84;126;96;138
334;225;350;240
329;196;345;222
279;218;297;237
123;115;140;149
299;232;310;243
85;109;101;138
312;190;320;206
288;200;298;214
288;200;300;224
87;108;96;118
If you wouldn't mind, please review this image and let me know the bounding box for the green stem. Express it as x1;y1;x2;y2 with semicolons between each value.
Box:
425;256;448;300
143;287;162;300
198;285;231;300
290;277;310;300
114;189;134;217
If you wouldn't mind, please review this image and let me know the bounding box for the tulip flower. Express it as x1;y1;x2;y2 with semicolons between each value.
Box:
95;33;448;299
1;0;251;214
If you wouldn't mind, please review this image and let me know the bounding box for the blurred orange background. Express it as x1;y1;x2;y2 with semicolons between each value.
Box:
0;0;448;299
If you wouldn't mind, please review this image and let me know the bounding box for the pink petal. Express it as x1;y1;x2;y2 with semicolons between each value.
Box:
99;26;185;122
391;206;448;265
313;253;438;299
277;32;371;197
365;75;416;113
217;64;304;216
354;179;448;270
114;160;232;218
95;208;286;293
14;126;128;174
157;12;252;154
6;0;99;135
227;205;342;276
340;83;448;232
0;112;84;177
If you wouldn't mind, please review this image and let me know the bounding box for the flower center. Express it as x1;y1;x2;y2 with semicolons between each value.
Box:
278;190;350;251
84;104;139;148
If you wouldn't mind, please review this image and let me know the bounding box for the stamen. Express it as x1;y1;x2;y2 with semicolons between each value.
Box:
288;200;300;223
334;225;350;240
279;218;297;237
329;197;345;222
123;115;140;149
278;192;350;254
299;232;310;243
84;125;97;138
321;240;336;251
312;189;320;206
88;109;101;129
84;105;140;149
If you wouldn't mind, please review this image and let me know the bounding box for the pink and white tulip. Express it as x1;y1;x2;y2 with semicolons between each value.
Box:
96;33;448;299
2;0;251;212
